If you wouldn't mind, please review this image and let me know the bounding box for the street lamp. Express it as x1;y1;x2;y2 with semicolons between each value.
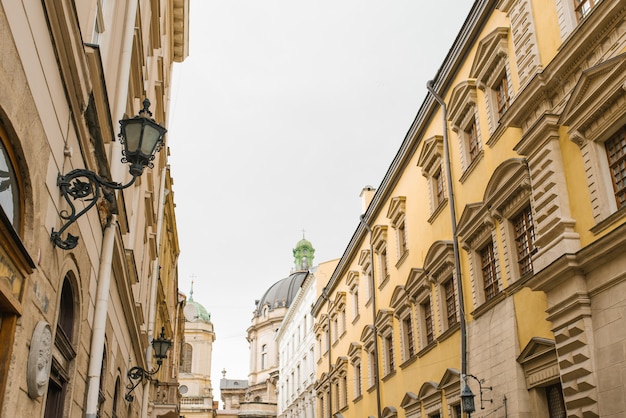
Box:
51;98;167;250
460;383;476;416
125;326;172;402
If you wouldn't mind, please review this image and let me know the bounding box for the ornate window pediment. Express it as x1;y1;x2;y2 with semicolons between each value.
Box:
561;52;626;144
405;268;429;301
375;309;394;331
371;225;388;251
347;342;362;360
484;158;531;220
400;391;420;413
389;285;409;313
517;337;559;389
358;249;371;271
346;271;359;287
360;325;375;347
458;203;493;250
423;241;454;285
382;406;398;418
417;136;444;177
448;80;478;131
470;27;510;86
418;381;442;415
387;196;407;226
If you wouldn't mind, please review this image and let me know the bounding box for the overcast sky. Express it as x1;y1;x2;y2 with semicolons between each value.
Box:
167;0;474;388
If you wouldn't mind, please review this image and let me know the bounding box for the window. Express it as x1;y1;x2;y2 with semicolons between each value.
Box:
45;276;77;418
480;241;499;300
418;135;447;220
387;196;408;261
449;80;483;173
402;316;416;360
495;74;510;118
605;127;626;209
466;119;481;162
513;206;536;276
0;131;21;228
443;279;458;327
469;27;512;134
347;342;362;400
372;225;389;287
112;377;120;418
434;169;445;207
182;343;193;373
384;335;395;375
261;344;267;369
422;298;434;346
574;0;596;21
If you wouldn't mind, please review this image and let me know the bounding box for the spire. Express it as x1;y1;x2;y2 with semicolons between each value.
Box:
189;277;195;302
293;232;315;271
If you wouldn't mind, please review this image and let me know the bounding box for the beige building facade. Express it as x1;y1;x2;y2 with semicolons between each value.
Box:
313;1;626;418
0;0;188;417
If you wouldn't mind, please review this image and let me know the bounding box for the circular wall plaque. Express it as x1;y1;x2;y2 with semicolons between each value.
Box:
27;321;53;399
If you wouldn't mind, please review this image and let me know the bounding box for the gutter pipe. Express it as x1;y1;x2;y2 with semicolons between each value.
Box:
426;80;470;411
85;2;140;417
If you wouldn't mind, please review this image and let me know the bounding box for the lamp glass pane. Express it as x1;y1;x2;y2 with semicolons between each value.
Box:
141;124;162;155
124;122;142;152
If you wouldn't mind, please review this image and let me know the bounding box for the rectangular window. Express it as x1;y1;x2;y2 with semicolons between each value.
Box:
354;362;362;398
402;316;416;359
496;74;509;118
434;169;445;206
423;298;434;345
444;279;458;326
368;350;376;387
605;127;626;209
380;248;388;282
352;289;359;319
467;119;480;162
384;335;394;374
397;221;408;256
480;241;499;300
513;206;536;276
574;0;595;21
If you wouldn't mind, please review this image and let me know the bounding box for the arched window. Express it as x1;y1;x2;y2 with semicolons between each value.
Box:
0;124;21;230
44;276;78;418
112;376;120;418
181;343;193;373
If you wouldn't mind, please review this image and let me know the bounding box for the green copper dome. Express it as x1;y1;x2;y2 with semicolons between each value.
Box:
293;233;315;271
184;282;211;323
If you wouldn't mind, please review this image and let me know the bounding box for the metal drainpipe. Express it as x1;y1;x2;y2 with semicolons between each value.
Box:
140;165;169;418
359;215;383;418
426;80;470;410
85;1;140;414
84;216;118;418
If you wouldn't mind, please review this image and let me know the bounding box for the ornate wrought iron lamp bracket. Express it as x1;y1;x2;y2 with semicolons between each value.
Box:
50;98;166;250
51;171;137;250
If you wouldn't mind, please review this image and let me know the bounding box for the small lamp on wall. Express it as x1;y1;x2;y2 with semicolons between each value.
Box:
125;327;172;402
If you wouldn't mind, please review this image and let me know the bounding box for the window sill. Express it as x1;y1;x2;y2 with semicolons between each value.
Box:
486;122;506;148
352;394;363;404
351;314;360;325
428;199;448;224
459;150;484;184
417;341;437;357
395;250;409;268
436;322;460;343
381;370;396;382
399;354;418;369
471;291;506;319
378;274;390;290
590;206;626;235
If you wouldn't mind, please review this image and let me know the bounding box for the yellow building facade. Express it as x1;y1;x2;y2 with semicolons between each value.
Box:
0;0;188;417
314;1;626;417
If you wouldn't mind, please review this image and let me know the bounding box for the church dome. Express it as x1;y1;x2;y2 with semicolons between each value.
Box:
184;283;211;323
254;271;308;317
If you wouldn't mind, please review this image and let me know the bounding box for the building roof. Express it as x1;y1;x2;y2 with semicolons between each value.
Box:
220;378;249;390
184;282;211;323
253;271;308;317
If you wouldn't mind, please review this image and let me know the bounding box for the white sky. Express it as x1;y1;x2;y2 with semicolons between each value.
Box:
167;0;474;388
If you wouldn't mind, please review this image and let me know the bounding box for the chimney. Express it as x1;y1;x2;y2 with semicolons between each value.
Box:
360;185;376;214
